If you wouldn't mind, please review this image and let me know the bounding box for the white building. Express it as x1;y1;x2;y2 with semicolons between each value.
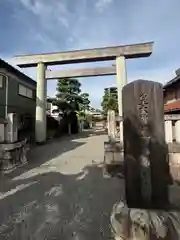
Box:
46;102;63;122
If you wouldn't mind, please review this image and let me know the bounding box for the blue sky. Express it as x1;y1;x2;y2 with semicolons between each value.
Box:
0;0;180;108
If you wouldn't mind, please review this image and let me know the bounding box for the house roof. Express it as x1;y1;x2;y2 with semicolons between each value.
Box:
164;69;180;89
0;58;36;87
164;100;180;113
164;75;180;89
163;69;180;112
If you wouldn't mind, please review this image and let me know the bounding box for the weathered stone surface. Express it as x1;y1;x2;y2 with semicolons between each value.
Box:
104;141;123;163
122;80;169;209
104;141;124;177
168;142;180;153
104;141;123;169
107;110;117;142
110;200;180;240
169;153;180;182
12;42;154;67
0;139;29;173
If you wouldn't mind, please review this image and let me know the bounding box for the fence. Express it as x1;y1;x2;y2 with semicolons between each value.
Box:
114;114;180;143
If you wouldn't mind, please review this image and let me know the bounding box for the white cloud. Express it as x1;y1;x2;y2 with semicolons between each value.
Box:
19;0;69;29
128;67;177;86
3;0;180;108
95;0;114;12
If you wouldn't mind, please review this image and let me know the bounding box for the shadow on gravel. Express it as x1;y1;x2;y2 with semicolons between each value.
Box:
0;164;122;240
0;129;121;239
1;129;107;181
105;163;124;179
1;137;86;181
67;129;107;139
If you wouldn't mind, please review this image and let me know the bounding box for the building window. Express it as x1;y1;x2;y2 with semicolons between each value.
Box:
19;84;26;96
18;84;33;99
0;74;4;88
26;88;33;98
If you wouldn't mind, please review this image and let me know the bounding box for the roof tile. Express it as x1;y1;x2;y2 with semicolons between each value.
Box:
164;100;180;112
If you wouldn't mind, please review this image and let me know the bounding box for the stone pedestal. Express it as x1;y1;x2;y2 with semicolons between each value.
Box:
104;141;123;177
104;141;123;165
110;200;180;240
0;140;29;173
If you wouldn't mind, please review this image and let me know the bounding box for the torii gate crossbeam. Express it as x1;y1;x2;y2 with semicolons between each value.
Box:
13;42;153;67
46;66;116;79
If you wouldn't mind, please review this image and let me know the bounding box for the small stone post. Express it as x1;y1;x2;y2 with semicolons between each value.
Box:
107;110;116;142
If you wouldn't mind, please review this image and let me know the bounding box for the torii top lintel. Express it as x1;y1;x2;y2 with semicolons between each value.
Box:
12;41;154;68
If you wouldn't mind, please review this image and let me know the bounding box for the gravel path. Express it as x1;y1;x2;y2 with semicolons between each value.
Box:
0;130;123;240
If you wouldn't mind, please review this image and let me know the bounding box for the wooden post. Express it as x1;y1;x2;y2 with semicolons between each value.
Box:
122;80;169;209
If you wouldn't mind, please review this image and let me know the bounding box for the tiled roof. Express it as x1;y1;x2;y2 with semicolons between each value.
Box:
164;100;180;113
164;75;180;89
164;69;180;89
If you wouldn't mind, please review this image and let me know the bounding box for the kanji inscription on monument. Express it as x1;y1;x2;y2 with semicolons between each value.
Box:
137;93;151;206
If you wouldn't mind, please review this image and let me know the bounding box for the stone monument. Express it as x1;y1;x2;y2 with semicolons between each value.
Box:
110;80;180;239
122;80;169;209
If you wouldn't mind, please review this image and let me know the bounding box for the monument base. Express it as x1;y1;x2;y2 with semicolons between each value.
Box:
0;139;29;173
110;200;180;240
103;141;124;177
168;143;180;183
104;141;123;164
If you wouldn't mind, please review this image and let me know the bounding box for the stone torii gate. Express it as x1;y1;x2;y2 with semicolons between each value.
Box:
12;42;153;143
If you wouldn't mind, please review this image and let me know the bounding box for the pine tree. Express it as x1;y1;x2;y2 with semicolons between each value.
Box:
101;87;118;116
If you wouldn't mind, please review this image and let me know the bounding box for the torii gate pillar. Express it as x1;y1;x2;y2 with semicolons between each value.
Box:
116;56;127;143
36;62;47;143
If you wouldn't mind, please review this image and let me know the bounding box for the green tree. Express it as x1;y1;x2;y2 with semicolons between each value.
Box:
101;87;118;116
77;93;90;121
79;93;90;112
95;109;102;113
51;78;91;117
55;78;82;112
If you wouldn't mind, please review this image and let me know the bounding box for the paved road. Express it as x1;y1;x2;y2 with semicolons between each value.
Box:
0;130;123;240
